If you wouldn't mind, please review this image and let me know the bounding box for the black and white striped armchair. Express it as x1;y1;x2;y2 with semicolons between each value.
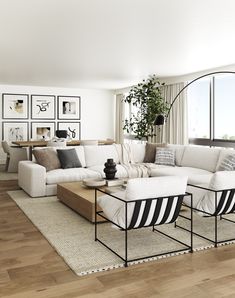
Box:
181;171;235;247
95;176;193;267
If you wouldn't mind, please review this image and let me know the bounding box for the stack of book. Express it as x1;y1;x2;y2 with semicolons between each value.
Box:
105;178;124;187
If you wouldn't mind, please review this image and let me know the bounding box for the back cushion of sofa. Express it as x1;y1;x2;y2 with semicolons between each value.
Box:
131;144;146;163
181;146;220;172
167;144;186;166
216;148;235;171
84;145;120;167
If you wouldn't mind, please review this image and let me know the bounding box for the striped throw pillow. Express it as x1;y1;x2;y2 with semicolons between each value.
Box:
218;155;235;171
155;148;175;167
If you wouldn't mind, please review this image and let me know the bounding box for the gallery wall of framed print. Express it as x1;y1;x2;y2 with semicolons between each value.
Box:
58;122;81;140
58;96;81;120
31;95;56;119
2;93;29;119
2;122;28;142
31;122;55;140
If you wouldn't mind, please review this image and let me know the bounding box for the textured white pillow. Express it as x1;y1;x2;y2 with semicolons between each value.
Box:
218;155;235;171
155;148;175;166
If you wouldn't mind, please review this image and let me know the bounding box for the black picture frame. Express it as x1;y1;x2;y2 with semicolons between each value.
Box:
31;95;56;120
2;93;29;119
57;96;81;120
31;122;55;140
57;122;81;140
2;121;29;141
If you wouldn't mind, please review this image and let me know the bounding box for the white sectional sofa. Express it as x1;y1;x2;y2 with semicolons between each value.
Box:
18;143;235;198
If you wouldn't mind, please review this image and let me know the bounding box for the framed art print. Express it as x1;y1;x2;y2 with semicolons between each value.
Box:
58;96;81;120
31;122;55;140
2;122;28;142
2;93;29;119
58;122;81;140
31;95;56;119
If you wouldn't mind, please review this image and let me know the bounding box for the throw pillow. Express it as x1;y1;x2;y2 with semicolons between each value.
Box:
155;148;175;166
218;155;235;171
33;148;61;171
57;148;82;169
143;142;166;163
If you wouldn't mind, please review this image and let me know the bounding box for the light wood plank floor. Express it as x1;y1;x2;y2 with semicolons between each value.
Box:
1;180;235;298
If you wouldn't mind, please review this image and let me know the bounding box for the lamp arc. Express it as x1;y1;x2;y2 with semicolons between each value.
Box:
165;70;235;119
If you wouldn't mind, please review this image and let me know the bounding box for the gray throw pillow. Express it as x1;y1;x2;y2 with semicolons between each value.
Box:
57;148;82;169
155;148;175;167
143;142;167;163
33;148;61;171
218;155;235;171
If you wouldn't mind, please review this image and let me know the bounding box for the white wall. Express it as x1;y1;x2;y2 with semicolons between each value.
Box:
0;84;115;163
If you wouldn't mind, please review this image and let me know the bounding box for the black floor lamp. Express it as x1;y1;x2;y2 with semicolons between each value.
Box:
154;70;235;142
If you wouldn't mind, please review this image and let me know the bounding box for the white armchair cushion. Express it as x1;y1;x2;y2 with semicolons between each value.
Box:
125;176;187;201
98;176;187;228
191;171;235;215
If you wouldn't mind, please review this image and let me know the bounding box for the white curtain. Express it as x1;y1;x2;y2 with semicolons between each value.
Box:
161;83;188;145
115;94;125;144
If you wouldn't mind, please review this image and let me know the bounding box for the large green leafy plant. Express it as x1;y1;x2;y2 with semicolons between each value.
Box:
123;75;169;140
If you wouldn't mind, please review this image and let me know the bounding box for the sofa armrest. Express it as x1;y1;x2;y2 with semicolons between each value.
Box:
18;161;46;197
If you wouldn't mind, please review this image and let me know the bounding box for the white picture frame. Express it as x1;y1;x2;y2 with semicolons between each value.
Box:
31;95;56;119
58;122;81;140
31;122;55;140
2;122;28;142
2;93;29;119
58;96;81;120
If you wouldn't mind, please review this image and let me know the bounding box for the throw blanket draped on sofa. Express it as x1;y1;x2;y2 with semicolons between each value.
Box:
115;144;153;178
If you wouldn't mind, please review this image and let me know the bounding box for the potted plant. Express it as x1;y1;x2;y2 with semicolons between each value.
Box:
123;74;169;140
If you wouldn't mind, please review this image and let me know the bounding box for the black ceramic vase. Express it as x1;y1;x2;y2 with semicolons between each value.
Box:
104;158;117;180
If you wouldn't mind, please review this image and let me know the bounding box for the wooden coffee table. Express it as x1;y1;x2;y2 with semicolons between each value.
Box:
57;181;112;223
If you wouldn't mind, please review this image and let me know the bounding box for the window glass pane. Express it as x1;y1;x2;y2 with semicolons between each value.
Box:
187;78;210;138
214;74;235;140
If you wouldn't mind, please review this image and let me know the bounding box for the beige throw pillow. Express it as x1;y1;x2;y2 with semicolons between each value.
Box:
33;148;61;171
143;142;166;163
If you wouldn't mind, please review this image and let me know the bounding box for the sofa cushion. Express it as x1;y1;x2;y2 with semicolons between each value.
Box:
151;166;213;184
216;148;235;171
155;148;175;166
89;164;129;178
84;145;120;167
57;148;82;169
143;143;166;163
33;148;61;171
167;144;186;166
180;146;220;172
131;143;146;163
46;168;100;184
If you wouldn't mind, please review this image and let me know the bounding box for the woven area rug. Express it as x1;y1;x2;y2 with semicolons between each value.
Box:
8;190;235;276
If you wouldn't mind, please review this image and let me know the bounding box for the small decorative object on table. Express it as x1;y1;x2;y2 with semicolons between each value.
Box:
82;178;106;188
104;158;117;180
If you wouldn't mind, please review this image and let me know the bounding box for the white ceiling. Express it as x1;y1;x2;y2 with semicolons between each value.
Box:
1;0;235;89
